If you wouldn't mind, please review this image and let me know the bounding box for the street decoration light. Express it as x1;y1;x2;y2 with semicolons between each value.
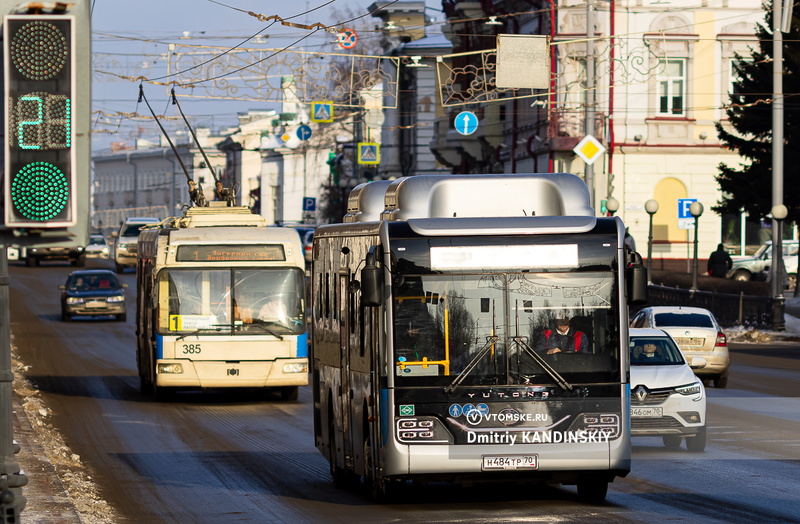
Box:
606;197;619;216
645;199;659;283
689;201;704;291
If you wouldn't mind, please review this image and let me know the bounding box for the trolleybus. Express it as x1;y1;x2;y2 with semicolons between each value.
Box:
136;203;308;400
311;174;647;501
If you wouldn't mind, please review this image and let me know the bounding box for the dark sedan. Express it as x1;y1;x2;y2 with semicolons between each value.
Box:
59;269;127;321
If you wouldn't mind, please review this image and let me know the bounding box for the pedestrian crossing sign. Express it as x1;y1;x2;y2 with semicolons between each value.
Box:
358;143;380;164
311;101;334;123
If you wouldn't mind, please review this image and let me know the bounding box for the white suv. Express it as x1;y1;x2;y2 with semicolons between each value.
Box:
629;328;707;452
112;217;159;273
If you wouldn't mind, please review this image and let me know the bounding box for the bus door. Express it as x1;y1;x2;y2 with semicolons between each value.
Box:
338;272;354;465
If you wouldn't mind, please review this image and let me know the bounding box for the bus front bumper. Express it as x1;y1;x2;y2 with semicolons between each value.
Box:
154;358;309;388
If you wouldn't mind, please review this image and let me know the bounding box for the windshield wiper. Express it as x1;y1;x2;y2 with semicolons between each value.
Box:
246;320;284;340
511;337;572;391
444;335;500;394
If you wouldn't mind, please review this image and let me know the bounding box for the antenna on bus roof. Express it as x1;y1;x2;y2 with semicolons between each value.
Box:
138;84;207;207
171;89;236;207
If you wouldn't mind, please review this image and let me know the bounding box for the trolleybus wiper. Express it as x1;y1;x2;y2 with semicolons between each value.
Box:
444;335;500;394
247;321;284;340
511;338;572;391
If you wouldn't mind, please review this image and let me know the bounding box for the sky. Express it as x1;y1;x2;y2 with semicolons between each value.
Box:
90;0;446;152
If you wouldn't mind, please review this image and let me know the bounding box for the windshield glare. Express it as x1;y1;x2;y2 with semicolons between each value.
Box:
157;268;305;335
392;271;620;386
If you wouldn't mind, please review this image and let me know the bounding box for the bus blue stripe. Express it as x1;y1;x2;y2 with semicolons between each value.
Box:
380;388;389;446
296;332;308;357
156;335;163;359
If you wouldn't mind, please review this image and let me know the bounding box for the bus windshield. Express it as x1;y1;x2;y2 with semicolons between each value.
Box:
156;267;305;335
392;271;620;387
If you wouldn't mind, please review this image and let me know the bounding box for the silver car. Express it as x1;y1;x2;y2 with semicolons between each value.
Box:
630;306;730;388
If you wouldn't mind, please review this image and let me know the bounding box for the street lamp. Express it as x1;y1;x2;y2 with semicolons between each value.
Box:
690;201;704;291
606;197;619;216
645;199;659;283
771;204;788;331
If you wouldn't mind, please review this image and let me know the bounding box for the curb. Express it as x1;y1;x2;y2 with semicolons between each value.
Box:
12;394;82;524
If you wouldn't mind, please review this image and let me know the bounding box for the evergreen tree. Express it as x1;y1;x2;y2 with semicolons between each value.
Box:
714;3;800;222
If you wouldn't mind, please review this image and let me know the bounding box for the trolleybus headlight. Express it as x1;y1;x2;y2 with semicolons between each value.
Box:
283;363;308;374
568;413;620;440
675;382;702;396
396;417;453;444
66;297;84;304
157;363;184;374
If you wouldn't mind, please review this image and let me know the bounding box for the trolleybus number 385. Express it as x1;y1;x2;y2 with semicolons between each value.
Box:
482;455;538;471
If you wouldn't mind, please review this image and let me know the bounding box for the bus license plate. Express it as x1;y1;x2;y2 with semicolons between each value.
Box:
631;407;663;418
482;455;538;471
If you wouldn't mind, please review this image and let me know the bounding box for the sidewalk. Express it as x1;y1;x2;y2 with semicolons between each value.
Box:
12;394;82;524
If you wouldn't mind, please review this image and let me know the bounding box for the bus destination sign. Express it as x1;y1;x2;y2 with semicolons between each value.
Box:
176;245;286;262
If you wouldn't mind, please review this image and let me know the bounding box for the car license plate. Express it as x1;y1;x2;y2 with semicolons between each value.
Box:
85;300;105;309
673;337;704;347
482;455;538;471
631;407;663;418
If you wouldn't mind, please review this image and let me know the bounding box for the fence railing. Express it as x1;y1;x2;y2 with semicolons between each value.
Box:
633;285;775;330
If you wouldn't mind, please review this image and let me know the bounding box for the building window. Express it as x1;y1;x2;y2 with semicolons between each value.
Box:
729;58;750;95
657;59;686;116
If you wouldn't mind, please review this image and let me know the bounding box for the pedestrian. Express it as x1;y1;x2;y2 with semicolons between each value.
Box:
707;243;733;277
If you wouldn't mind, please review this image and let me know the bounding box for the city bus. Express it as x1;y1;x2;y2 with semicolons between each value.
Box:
136;203;308;400
310;174;647;502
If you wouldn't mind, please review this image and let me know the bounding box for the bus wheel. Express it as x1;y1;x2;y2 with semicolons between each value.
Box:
280;386;299;401
576;476;608;504
139;373;153;395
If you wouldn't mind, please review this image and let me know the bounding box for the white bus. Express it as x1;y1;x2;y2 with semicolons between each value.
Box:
136;203;308;400
311;174;647;502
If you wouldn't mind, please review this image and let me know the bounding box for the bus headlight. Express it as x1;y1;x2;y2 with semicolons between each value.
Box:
396;417;452;444
283;362;308;374
157;363;184;374
568;413;620;440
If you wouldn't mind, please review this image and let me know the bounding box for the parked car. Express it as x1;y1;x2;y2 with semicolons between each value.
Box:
727;240;798;288
112;217;160;273
20;244;85;267
59;269;127;321
83;234;110;260
630;306;730;388
629;328;707;452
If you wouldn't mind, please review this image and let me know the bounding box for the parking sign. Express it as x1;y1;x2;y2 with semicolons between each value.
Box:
678;198;697;230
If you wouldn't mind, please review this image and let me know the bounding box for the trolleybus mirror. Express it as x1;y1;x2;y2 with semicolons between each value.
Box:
626;251;648;305
361;246;383;307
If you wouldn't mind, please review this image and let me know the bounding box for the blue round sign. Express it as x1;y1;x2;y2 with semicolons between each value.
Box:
296;125;312;141
454;111;478;135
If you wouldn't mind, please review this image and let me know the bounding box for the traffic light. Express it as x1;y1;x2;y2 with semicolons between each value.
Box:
3;14;76;227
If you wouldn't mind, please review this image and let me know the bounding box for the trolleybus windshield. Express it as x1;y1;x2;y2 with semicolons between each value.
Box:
156;267;306;335
390;235;621;388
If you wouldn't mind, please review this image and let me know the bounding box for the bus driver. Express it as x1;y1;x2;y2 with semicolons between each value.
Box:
535;312;589;354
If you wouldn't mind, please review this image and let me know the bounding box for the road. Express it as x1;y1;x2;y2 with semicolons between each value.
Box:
9;260;800;523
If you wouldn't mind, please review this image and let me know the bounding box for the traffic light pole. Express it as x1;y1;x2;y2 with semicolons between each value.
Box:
0;245;26;521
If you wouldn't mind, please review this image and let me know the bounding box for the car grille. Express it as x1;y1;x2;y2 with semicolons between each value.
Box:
631;416;684;429
631;387;673;406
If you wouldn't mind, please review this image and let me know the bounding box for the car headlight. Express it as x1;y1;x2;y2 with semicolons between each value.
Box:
106;295;125;303
675;382;703;395
66;297;84;304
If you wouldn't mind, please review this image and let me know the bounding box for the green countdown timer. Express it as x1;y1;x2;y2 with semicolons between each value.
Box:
10;162;70;221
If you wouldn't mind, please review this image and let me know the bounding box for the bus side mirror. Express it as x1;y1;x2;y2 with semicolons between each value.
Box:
627;251;648;305
360;246;383;307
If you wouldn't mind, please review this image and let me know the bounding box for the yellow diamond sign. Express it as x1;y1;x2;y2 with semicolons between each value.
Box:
573;135;606;165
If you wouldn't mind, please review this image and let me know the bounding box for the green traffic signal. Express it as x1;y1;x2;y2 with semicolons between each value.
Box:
10;162;70;221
